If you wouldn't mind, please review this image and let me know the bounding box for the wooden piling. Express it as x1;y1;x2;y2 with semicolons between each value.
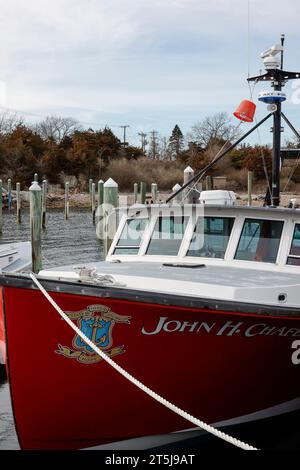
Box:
0;180;2;234
42;180;47;228
140;182;146;205
172;184;182;204
151;183;158;204
29;181;42;273
206;175;213;191
98;180;104;207
92;182;96;224
184;167;194;203
7;179;11;210
248;171;253;206
65;182;70;220
89;179;93;207
103;178;119;257
134;183;138;204
16;183;21;223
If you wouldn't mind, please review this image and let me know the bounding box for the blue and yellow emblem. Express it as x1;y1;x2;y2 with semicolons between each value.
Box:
56;304;131;364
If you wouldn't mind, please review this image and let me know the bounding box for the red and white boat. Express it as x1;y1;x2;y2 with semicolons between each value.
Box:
0;38;300;450
1;201;300;450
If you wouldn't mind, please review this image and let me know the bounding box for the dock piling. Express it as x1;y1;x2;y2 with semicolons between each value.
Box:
134;183;138;204
29;181;42;273
89;179;93;208
103;178;119;257
92;182;96;224
248;171;253;206
7;178;11;210
151;183;158;204
42;180;47;228
65;182;70;220
172;184;182;204
98;180;104;207
140;182;146;205
16;183;21;223
184;167;194;203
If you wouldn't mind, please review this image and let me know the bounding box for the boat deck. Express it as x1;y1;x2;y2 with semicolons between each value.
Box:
40;261;300;309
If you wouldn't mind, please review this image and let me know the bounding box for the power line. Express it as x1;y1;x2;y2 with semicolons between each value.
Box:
0;105;107;128
149;130;159;160
138;132;148;153
115;125;130;147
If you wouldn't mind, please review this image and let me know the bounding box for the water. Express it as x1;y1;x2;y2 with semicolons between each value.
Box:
0;208;103;269
0;208;103;450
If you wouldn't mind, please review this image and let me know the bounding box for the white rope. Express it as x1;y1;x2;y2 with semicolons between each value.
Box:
29;272;258;451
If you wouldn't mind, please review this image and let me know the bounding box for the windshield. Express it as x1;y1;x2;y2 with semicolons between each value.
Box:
114;218;147;255
187;217;235;259
147;216;189;256
235;218;283;263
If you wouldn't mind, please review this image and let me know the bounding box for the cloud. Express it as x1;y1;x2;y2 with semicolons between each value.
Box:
0;0;299;143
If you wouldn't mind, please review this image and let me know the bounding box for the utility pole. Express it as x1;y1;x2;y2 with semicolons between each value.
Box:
138;132;148;153
119;125;130;148
149;130;159;160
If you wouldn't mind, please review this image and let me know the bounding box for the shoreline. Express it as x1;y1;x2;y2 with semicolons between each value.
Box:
4;191;300;210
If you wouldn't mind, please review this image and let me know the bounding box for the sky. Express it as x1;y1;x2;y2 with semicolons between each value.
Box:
0;0;300;146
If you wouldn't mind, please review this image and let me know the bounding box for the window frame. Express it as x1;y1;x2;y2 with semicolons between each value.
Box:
286;222;300;266
145;214;190;257
233;217;285;265
184;215;236;260
110;215;149;256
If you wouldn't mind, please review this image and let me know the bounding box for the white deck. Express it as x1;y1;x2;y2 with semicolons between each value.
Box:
39;204;300;309
40;261;300;308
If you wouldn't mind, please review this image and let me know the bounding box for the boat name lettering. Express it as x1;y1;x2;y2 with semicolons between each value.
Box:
291;340;300;365
141;317;300;339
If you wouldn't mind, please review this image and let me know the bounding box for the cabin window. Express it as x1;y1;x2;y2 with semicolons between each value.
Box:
187;217;235;259
287;224;300;266
235;218;283;263
113;218;147;255
147;216;188;256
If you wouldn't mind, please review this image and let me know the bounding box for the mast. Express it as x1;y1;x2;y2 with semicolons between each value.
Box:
248;35;300;207
167;36;300;206
271;35;285;206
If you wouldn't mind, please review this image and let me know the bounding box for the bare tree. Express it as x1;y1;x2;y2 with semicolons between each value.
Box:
188;112;242;149
0;111;24;135
35;116;82;143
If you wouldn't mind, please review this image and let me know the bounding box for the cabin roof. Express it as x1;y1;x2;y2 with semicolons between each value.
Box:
117;204;300;218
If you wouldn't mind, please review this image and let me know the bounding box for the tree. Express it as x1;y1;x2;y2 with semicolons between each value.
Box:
124;145;144;160
1;125;43;185
188;112;241;149
35;116;82;143
0;111;24;136
41;142;69;183
168;125;184;160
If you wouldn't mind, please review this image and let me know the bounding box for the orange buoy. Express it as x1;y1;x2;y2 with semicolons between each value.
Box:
233;99;256;123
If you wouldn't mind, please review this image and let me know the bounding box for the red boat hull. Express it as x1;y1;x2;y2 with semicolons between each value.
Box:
0;282;300;450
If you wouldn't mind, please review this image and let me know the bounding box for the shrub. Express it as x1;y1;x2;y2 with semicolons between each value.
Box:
103;158;185;191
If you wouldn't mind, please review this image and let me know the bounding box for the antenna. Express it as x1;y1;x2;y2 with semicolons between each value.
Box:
281;33;285;70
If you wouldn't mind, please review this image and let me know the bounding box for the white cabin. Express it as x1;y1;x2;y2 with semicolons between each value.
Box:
40;201;300;310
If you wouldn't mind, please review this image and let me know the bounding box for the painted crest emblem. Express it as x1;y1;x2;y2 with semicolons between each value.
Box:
56;304;131;364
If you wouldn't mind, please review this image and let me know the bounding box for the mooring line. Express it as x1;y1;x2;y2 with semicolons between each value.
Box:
30;272;258;451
